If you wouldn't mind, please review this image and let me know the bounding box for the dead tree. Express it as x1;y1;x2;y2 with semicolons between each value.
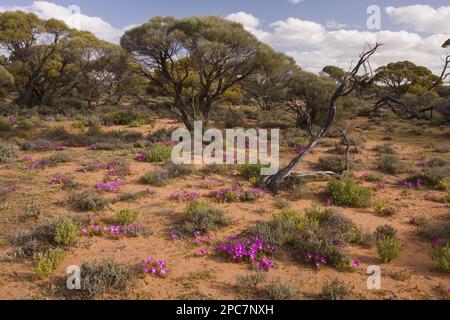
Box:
265;43;381;194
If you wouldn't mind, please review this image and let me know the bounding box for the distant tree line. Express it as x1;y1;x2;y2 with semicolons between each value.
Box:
0;11;449;129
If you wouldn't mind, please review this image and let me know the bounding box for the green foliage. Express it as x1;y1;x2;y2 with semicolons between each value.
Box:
326;178;372;208
53;217;78;247
34;248;65;279
114;208;139;225
0;117;11;131
237;163;266;186
0;65;14;96
122;16;261;129
430;244;450;272
143;145;172;162
69;190;108;211
321;278;350;300
377;236;400;263
373;199;397;217
177;200;230;236
377;155;407;175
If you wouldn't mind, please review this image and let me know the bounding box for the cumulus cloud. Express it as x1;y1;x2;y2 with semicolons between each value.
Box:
227;11;450;74
386;5;450;34
0;1;132;43
225;12;270;41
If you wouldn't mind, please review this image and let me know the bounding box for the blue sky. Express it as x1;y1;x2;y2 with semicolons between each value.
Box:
1;1;449;74
1;0;448;31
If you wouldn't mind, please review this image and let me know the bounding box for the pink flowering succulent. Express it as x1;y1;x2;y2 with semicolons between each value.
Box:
398;178;422;189
305;251;328;269
82;223;148;239
49;175;71;184
206;185;263;203
95;180;127;193
216;234;276;271
141;258;169;277
170;191;201;202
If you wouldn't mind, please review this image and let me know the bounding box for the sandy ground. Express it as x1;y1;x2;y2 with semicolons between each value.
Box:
0;117;449;300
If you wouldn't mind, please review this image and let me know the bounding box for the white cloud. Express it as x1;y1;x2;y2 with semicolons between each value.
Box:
289;0;304;4
226;11;450;75
325;21;349;30
386;5;450;34
0;1;132;43
225;11;270;41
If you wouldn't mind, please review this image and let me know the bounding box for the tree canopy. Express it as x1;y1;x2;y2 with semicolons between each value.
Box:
121;16;262;130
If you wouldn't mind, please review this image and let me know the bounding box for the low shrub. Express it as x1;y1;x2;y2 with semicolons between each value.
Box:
68;190;108;211
265;281;297;300
373;199;397;217
406;166;449;189
373;144;396;154
114;209;140;225
237;163;266;186
79;260;135;298
201;164;227;175
23;200;43;220
377;155;407;175
22;139;52;151
377;236;400;263
164;162;196;178
430;244;450;272
0;142;19;163
33;249;65;279
53;217;78;247
139;170;170;186
321;278;350;300
143;145;172;162
236;273;266;298
176;200;230;236
318;155;349;172
326;178;372;208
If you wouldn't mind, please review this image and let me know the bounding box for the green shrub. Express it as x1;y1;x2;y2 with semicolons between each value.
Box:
143;145;172;162
147;127;176;143
53;217;78;247
265;281;297;300
377;155;407;175
321;278;350;300
177;200;230;236
274;198;291;210
377;236;400;263
237;163;266;186
318;155;349;172
34;248;65;279
44;152;72;166
430;244;450;272
114;209;139;225
201;164;227;175
79;260;135;298
373;199;397;217
0;142;19;163
139;170;169;186
326;178;372;208
407;166;449;189
69;190;108;211
22;138;52;151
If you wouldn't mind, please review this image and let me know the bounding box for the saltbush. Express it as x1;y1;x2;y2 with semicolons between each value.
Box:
69;190;108;211
377;155;407;175
321;278;350;300
0;142;19;163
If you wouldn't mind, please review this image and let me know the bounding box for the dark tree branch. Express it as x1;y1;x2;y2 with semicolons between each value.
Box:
265;43;382;194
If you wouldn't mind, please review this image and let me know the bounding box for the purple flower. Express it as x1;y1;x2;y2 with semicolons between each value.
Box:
198;249;208;255
352;259;360;268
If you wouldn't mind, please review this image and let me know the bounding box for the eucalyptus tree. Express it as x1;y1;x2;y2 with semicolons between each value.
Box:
241;44;300;110
0;11;110;106
121;16;261;130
